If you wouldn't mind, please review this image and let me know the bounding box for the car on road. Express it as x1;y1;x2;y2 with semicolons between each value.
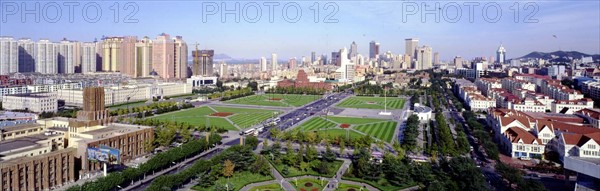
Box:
524;173;540;180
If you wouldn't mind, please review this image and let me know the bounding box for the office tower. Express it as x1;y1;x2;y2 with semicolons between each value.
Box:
349;41;358;59
260;56;267;72
402;54;411;69
192;49;214;76
405;38;419;58
369;41;380;59
219;62;228;77
497;44;506;64
17;38;35;73
335;48;355;81
0;37;19;75
311;51;316;63
173;36;188;79
288;57;297;70
416;46;432;70
331;52;341;66
271;53;277;71
433;52;440;65
81;42;97;73
321;54;328;65
152;33;175;78
135;36;152;77
454;56;463;68
35;39;57;74
57;39;76;74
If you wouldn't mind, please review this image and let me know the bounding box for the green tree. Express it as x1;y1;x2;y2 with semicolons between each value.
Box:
245;136;259;148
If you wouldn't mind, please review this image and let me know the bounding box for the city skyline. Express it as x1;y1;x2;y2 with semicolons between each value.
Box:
1;1;598;60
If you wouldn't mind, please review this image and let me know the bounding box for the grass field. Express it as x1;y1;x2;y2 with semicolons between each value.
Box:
336;96;405;109
353;121;397;143
294;116;397;143
225;94;320;107
152;106;280;130
271;160;343;178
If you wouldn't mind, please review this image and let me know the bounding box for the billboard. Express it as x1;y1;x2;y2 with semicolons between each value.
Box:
87;145;120;164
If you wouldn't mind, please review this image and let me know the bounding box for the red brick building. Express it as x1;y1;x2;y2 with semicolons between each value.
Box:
277;70;332;90
0;75;32;87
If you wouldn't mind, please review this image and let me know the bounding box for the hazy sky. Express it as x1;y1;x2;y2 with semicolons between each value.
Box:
1;0;599;61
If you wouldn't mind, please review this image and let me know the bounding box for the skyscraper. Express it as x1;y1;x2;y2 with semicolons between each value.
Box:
35;39;57;74
57;39;76;74
335;48;355;81
433;52;440;65
102;36;136;74
81;42;97;74
369;41;380;59
219;62;228;77
152;34;175;78
260;57;267;72
454;56;463;68
311;52;316;63
405;38;419;58
0;37;19;75
173;36;188;79
331;52;341;66
288;57;297;70
271;53;277;71
192;49;214;76
135;37;153;77
17;38;35;73
349;41;358;59
497;44;506;64
416;46;432;70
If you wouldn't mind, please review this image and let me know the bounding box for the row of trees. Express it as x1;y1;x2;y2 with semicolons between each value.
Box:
402;115;420;152
39;108;79;119
133;118;227;147
270;128;376;149
353;82;402;97
262;140;338;176
65;135;222;191
462;111;500;161
267;86;326;95
208;87;254;101
496;163;547;191
110;101;192;116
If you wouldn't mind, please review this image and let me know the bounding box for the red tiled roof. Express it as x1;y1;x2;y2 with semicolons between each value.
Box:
505;127;541;144
562;132;600;146
576;108;600;120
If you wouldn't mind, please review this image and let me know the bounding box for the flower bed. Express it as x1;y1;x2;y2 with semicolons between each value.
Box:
340;124;350;128
209;112;234;117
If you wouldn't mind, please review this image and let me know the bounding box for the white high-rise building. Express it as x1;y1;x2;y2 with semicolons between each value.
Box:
497;44;506;64
336;48;355;82
57;40;76;74
135;37;153;77
219;62;228;77
17;38;35;73
416;46;432;70
271;53;277;71
35;39;57;74
81;42;97;73
405;38;419;58
0;37;19;75
260;57;267;72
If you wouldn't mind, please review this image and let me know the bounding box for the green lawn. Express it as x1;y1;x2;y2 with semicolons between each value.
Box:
317;129;363;140
353;121;398;143
336;182;372;191
289;178;325;191
106;100;148;111
152;106;236;130
326;116;387;124
296;117;338;131
192;171;274;191
271;160;343;178
248;183;284;191
152;106;280;131
225;94;320;107
336;96;405;109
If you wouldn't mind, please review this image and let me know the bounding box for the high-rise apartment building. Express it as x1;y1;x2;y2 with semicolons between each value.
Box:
433;52;440;65
135;36;153;77
57;39;76;74
288;57;297;70
152;34;175;79
35;39;57;74
0;37;19;75
497;44;506;64
271;53;278;71
81;42;97;73
17;38;35;73
192;49;214;76
454;56;463;68
102;36;136;74
369;41;380;59
416;46;432;70
260;57;267;72
405;38;419;59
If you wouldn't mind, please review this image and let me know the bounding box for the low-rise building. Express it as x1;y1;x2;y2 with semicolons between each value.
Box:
1;92;57;113
551;98;594;114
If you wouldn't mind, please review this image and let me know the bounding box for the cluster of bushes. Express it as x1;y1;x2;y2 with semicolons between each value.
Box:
39;109;80;119
207;88;254;101
401;115;420;152
262;141;338;176
267;86;326;95
133;118;227;147
65;135;222;191
110;101;192;116
271;128;375;149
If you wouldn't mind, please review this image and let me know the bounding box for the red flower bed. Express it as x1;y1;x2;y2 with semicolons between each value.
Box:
300;189;307;191
209;112;234;117
268;98;283;101
340;124;350;128
311;188;318;191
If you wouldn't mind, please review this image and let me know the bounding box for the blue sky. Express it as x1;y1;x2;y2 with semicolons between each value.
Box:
1;0;599;61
